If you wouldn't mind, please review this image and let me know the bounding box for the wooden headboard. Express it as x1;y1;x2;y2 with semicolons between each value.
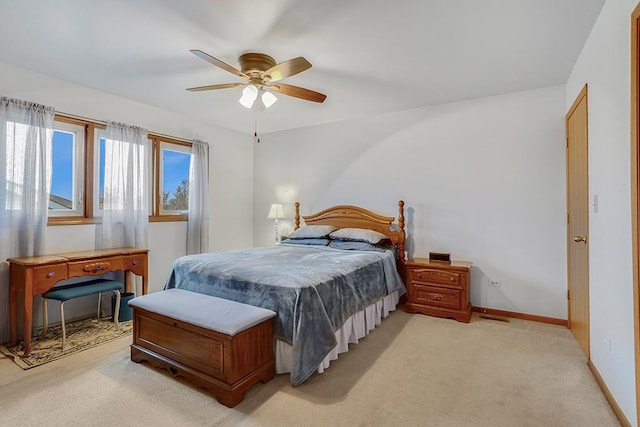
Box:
294;201;406;267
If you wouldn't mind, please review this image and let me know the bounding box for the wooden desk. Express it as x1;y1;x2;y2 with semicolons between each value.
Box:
8;247;149;357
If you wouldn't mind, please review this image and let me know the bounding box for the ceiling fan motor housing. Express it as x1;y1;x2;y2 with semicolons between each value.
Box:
239;52;276;79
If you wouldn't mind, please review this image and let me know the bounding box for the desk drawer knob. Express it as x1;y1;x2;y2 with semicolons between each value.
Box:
82;262;111;273
47;271;54;278
132;259;138;266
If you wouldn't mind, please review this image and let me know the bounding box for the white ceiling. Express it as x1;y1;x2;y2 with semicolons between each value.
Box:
0;0;605;135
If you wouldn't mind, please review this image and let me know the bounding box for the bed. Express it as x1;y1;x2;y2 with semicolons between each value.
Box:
164;201;407;386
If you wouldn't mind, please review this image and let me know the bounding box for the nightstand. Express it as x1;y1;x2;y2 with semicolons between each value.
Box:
404;258;472;323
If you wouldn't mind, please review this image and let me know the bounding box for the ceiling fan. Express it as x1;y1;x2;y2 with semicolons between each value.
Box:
187;50;327;109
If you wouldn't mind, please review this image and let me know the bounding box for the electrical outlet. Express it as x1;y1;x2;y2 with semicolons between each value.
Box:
488;279;501;287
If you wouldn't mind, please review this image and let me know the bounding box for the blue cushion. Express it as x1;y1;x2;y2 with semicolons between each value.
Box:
128;289;276;336
43;279;123;302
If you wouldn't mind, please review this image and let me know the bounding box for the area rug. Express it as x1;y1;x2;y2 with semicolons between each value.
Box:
0;317;132;369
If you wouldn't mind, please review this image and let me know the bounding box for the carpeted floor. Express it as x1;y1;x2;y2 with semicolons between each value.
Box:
0;310;620;427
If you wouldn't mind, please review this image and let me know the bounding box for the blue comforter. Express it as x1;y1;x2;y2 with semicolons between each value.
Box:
164;244;405;385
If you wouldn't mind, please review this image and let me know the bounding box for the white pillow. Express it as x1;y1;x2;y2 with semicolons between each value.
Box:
288;225;338;239
329;228;389;244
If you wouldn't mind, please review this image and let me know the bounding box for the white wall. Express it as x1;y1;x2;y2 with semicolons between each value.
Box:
254;85;568;320
566;0;638;423
0;61;254;325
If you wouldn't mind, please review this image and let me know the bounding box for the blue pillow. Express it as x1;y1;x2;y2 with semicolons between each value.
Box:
329;240;389;252
282;238;331;246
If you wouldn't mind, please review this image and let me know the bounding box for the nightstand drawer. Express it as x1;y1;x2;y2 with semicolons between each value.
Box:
409;268;462;287
412;283;461;310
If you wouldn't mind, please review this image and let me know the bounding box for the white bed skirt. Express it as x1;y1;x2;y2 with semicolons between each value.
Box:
275;290;401;375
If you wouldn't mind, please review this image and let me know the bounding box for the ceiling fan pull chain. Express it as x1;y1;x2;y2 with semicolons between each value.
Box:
254;117;260;144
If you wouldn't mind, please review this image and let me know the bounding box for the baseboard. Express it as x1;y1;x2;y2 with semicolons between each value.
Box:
587;360;632;427
471;306;567;327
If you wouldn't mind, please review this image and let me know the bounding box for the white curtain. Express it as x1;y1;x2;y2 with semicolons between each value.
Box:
96;121;149;258
186;139;210;254
0;97;54;343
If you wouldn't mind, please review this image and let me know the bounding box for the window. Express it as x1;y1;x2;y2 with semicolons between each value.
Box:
49;121;85;217
46;114;193;225
158;141;192;216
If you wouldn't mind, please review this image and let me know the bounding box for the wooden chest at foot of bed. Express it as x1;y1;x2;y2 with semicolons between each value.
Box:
128;289;276;408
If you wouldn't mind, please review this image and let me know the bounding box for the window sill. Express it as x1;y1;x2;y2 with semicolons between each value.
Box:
150;215;188;222
47;216;99;226
47;215;188;226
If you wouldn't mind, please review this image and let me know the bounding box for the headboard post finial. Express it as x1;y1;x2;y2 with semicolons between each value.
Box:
295;202;300;230
398;200;406;264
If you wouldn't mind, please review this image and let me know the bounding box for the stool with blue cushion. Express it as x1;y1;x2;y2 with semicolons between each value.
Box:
41;279;124;350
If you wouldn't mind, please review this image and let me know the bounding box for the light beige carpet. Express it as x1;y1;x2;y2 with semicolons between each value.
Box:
1;317;132;369
0;310;620;427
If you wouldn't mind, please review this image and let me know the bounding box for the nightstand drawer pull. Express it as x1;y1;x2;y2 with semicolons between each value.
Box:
428;293;444;301
47;271;55;278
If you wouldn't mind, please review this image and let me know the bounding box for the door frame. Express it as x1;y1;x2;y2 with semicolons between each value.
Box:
566;84;590;359
631;4;640;426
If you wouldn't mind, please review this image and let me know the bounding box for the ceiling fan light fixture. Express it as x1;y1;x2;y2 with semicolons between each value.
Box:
239;84;258;108
189;50;326;108
261;90;278;108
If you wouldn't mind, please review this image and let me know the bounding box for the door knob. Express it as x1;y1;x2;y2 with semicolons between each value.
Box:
573;235;587;243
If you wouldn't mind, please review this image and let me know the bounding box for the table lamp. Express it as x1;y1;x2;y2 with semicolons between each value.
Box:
267;203;285;244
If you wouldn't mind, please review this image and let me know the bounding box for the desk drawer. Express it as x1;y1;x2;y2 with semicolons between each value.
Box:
33;264;68;294
68;256;123;278
124;254;145;276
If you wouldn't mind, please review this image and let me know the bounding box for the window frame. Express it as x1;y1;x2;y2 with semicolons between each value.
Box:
150;135;192;222
47;117;91;224
49;121;86;217
92;127;105;217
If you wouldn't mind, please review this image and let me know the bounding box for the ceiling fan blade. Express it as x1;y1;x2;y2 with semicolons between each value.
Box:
190;50;249;79
269;83;327;103
262;57;312;82
186;83;244;92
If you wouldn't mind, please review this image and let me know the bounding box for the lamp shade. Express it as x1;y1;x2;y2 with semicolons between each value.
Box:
239;85;258;108
261;91;278;108
267;203;285;219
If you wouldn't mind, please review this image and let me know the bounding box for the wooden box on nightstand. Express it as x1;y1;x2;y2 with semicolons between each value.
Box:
404;258;472;323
